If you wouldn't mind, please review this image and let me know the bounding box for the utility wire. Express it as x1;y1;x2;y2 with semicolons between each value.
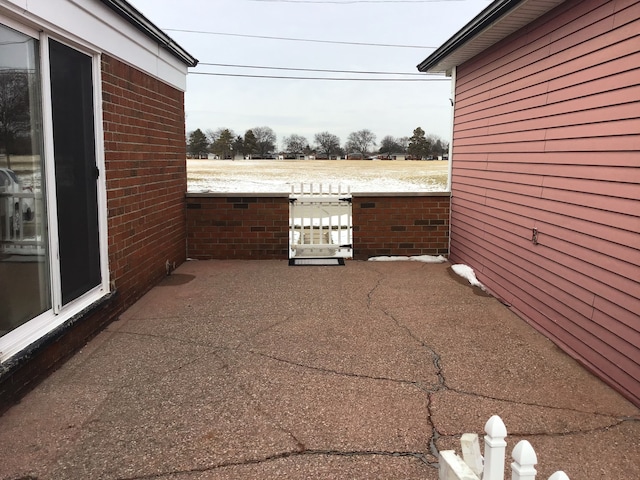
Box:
246;0;464;3
197;62;438;76
165;28;435;49
189;71;449;81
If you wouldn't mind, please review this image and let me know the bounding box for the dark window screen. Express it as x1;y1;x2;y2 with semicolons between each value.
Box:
49;39;100;305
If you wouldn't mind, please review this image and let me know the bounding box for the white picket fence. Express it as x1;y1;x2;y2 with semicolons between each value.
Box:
0;191;44;256
288;183;352;259
439;415;569;480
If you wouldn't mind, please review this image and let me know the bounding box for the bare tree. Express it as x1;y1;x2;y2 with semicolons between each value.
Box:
283;134;308;156
345;129;376;157
0;70;31;169
252;126;276;158
379;135;403;156
314;131;341;159
205;128;235;146
205;128;221;144
426;134;449;158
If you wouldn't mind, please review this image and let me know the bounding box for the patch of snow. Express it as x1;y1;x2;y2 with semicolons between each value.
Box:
368;255;447;263
451;264;486;290
411;255;448;263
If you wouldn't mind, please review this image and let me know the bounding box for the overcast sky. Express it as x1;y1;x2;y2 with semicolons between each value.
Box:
127;0;489;149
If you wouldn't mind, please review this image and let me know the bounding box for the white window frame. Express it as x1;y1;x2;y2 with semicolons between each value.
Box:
0;16;110;363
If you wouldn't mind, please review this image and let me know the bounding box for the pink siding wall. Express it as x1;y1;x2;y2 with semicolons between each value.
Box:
450;0;640;405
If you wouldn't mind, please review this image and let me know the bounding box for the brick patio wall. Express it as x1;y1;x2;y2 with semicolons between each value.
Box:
1;55;188;412
352;193;450;260
185;192;450;261
186;194;290;259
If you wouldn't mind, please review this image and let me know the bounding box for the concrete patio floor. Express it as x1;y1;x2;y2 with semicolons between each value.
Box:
1;259;638;479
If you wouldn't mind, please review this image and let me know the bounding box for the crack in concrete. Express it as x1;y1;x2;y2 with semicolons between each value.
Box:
242;315;297;340
381;309;638;444
380;307;447;391
116;330;632;437
363;280;639;467
112;329;432;390
299;448;435;466
244;348;420;386
117;449;436;480
375;306;448;465
434;416;640;451
231;378;309;456
362;270;447;464
506;416;640;437
358;274;450;469
445;386;636;419
115;329;223;351
236;347;447;466
113;272;636;479
366;277;384;308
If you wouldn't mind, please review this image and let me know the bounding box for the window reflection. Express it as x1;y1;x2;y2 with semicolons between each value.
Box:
0;24;50;336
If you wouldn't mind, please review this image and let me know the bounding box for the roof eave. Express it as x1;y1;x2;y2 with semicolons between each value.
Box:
100;0;198;68
417;0;565;74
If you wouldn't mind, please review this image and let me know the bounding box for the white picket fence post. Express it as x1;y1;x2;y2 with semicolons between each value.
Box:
548;473;570;480
437;415;570;480
484;415;508;480
511;440;537;480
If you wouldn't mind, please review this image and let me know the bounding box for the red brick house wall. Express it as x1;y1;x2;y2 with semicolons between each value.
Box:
102;55;187;302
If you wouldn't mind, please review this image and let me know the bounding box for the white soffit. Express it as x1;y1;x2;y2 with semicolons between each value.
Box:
419;0;566;74
0;0;194;91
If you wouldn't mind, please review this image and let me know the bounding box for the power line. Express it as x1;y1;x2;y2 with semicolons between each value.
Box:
164;28;436;49
189;71;449;81
246;0;464;3
197;62;437;76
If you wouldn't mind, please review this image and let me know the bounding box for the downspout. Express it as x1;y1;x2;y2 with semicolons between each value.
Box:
447;66;456;257
447;66;456;192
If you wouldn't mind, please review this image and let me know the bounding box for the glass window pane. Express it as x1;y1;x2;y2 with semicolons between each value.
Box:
0;24;51;336
48;39;100;305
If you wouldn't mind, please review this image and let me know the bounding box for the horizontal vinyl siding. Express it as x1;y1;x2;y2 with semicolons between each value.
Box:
450;0;640;405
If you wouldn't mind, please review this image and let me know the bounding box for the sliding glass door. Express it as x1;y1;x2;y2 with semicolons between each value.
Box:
49;39;100;305
0;21;107;360
0;24;50;336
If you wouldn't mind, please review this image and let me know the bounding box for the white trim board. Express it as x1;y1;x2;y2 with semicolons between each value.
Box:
0;0;189;91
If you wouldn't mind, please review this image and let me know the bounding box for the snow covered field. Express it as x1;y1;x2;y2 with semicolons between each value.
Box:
188;159;449;193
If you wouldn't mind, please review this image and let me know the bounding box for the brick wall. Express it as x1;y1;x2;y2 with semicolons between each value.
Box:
1;55;188;412
102;55;187;301
186;192;450;261
352;194;450;260
186;194;290;259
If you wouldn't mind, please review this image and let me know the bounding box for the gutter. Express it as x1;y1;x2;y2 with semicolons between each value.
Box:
100;0;198;68
416;0;525;73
